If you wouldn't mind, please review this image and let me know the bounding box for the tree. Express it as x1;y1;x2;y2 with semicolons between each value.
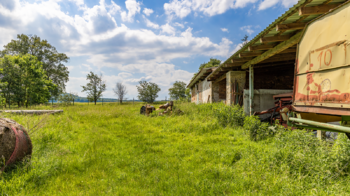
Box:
81;72;106;105
1;34;69;96
58;92;78;106
193;58;221;79
0;54;56;108
241;35;249;48
113;82;127;104
136;81;161;103
198;58;221;71
169;81;186;100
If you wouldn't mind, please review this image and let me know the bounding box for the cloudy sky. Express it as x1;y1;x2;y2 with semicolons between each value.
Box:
0;0;298;100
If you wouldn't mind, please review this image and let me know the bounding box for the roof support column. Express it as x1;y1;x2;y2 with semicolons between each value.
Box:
249;65;254;116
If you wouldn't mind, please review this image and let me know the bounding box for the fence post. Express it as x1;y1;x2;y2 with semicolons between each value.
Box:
249;65;254;116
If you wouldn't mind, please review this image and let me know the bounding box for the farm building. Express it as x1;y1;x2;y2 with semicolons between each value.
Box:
188;0;350;120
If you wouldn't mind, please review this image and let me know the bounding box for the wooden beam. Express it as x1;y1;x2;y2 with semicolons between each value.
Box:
260;35;291;43
299;4;341;16
231;57;254;63
255;60;295;68
248;45;275;51
279;48;297;54
241;31;302;69
259;54;296;64
221;67;234;71
214;74;226;83
225;62;244;67
276;23;306;31
239;51;263;58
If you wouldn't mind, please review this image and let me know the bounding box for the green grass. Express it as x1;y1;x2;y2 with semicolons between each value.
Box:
1;102;350;195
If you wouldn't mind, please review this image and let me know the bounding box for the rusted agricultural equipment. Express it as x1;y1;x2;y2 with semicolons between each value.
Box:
140;105;155;116
255;93;292;127
0;118;32;172
157;101;173;111
288;3;350;136
156;101;174;115
140;102;176;116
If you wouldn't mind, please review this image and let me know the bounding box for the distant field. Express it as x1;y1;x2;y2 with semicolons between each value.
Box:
1;102;350;195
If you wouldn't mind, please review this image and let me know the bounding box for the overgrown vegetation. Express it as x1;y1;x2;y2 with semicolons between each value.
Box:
1;102;350;195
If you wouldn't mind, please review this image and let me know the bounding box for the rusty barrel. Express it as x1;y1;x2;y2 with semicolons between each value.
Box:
0;118;32;171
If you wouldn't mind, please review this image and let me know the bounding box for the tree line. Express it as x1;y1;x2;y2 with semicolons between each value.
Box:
0;34;202;107
0;34;69;108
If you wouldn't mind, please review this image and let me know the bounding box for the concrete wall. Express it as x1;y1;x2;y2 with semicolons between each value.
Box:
243;89;293;118
226;71;246;106
202;78;212;103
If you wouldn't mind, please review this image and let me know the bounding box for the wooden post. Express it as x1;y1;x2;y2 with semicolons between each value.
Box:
249;65;254;116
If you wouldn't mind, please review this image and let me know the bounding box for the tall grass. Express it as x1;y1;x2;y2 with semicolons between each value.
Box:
0;102;350;195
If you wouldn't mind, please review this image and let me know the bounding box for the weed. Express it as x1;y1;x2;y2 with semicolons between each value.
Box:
0;102;349;195
214;103;245;127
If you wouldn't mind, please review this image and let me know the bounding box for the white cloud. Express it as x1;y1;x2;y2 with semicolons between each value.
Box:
143;15;160;29
121;0;141;22
221;28;228;32
164;0;259;19
0;0;234;99
164;0;192;19
164;0;298;19
240;25;254;35
143;8;154;16
161;23;176;35
174;22;185;28
259;0;298;10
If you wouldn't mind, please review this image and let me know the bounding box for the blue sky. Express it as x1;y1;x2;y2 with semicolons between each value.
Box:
0;0;298;99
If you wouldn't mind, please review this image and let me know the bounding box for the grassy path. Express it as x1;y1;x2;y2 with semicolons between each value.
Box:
1;103;350;195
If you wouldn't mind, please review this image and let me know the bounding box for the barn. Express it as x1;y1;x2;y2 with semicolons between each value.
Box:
187;0;349;118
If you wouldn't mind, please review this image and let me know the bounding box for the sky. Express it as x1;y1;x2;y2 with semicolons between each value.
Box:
0;0;298;100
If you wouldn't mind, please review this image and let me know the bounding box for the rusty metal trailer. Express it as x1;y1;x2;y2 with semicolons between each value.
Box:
289;2;350;135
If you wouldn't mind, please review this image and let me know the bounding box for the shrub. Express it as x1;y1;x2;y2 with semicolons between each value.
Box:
213;103;245;127
243;115;282;141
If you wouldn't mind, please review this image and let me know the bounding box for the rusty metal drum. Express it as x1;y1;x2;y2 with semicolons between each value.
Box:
0;118;32;171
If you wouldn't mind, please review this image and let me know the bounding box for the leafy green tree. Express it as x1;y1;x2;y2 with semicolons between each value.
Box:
136;81;161;103
58;92;78;106
192;58;221;79
198;58;221;71
81;72;106;105
169;81;186;100
1;34;69;96
0;54;56;108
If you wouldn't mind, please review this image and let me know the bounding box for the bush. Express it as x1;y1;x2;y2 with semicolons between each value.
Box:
243;115;282;141
213;103;245;127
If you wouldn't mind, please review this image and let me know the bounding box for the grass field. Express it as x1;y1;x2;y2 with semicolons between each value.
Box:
1;102;350;195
